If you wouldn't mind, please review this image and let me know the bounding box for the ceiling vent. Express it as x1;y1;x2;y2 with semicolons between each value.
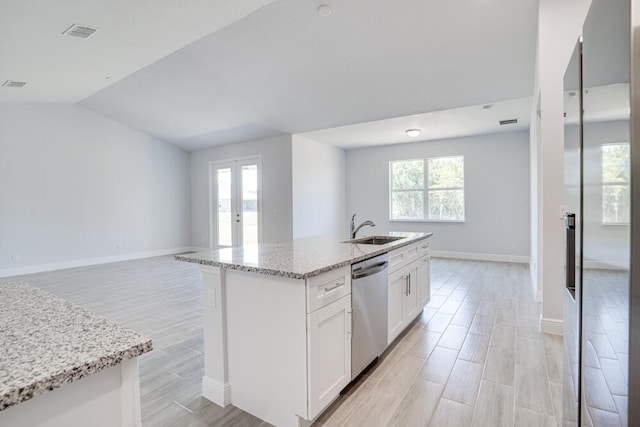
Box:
2;80;26;88
62;24;99;38
499;118;518;126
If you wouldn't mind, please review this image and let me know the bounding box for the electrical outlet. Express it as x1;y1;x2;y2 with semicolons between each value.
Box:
11;253;19;262
206;289;216;307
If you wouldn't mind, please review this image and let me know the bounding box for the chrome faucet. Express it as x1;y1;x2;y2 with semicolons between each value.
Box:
350;213;375;239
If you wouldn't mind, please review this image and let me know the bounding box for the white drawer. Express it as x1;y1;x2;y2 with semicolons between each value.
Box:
404;242;421;263
418;240;430;257
306;266;351;313
388;247;406;273
388;240;430;274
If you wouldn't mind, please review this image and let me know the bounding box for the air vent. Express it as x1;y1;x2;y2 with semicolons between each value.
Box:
499;118;518;126
2;80;26;88
62;24;99;38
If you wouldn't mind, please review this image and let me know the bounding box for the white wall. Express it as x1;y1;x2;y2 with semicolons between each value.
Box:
346;131;531;261
0;104;191;276
190;135;293;247
292;136;347;238
535;0;593;333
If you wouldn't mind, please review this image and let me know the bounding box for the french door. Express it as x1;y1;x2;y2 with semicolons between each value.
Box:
211;157;261;248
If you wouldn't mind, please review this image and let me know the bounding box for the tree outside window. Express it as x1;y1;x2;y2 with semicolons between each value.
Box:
390;156;465;222
602;143;630;224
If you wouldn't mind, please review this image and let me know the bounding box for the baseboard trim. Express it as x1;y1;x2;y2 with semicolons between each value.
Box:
189;246;210;252
583;260;628;270
0;247;200;278
540;316;563;336
430;250;530;264
202;376;230;407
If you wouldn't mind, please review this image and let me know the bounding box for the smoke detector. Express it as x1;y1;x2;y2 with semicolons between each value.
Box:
2;80;26;88
318;5;332;16
62;24;99;39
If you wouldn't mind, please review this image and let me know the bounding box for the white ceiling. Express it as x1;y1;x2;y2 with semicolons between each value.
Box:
302;97;533;149
2;0;540;151
0;0;276;103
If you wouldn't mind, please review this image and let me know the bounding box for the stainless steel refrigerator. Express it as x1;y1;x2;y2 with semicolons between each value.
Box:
562;0;640;424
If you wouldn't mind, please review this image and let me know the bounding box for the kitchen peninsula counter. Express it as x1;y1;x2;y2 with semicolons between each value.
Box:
176;231;432;279
176;232;433;427
0;282;152;427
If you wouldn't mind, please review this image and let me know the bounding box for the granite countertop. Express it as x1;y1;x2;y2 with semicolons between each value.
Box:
176;231;433;279
0;282;152;411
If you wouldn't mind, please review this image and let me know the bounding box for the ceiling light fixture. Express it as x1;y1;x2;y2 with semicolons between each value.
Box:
318;5;332;16
406;129;421;137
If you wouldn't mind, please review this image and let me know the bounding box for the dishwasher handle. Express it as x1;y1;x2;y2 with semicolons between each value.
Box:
352;261;388;280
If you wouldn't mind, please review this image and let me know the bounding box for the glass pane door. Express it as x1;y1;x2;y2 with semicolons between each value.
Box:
241;163;258;246
216;167;233;247
211;158;261;248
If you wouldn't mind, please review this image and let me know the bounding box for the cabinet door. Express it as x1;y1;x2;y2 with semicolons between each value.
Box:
388;268;406;344
417;256;430;308
307;294;351;419
403;265;420;321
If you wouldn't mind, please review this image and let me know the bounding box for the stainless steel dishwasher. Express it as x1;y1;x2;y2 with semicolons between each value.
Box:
351;253;388;380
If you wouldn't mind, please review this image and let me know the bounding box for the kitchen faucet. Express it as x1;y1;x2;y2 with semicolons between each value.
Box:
350;213;375;239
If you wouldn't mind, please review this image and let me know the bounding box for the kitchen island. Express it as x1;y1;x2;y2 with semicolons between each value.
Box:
0;282;152;427
176;231;432;427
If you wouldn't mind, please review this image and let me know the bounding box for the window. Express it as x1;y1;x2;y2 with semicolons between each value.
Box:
390;156;465;221
602;143;630;224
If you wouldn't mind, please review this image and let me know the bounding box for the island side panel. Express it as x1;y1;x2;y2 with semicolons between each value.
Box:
0;360;141;427
225;269;308;427
200;265;231;406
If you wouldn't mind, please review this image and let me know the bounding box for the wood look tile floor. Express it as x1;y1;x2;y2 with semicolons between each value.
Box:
6;256;563;426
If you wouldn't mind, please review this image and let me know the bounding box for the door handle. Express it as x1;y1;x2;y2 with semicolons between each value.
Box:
324;281;344;293
348;309;353;335
408;275;411;294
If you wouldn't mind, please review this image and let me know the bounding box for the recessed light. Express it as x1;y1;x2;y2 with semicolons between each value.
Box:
2;80;26;88
318;5;332;16
406;129;421;137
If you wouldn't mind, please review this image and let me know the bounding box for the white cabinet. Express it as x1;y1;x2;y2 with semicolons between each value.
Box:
404;264;420;320
387;240;431;344
388;263;419;344
417;256;430;308
307;294;352;419
388;267;406;342
306;267;352;420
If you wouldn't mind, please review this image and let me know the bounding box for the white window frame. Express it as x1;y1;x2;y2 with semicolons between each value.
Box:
389;155;465;223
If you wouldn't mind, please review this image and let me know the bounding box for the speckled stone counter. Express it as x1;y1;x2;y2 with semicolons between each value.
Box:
176;231;433;279
0;282;152;411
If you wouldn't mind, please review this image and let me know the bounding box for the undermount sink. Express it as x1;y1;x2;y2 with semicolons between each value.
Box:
345;236;405;245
